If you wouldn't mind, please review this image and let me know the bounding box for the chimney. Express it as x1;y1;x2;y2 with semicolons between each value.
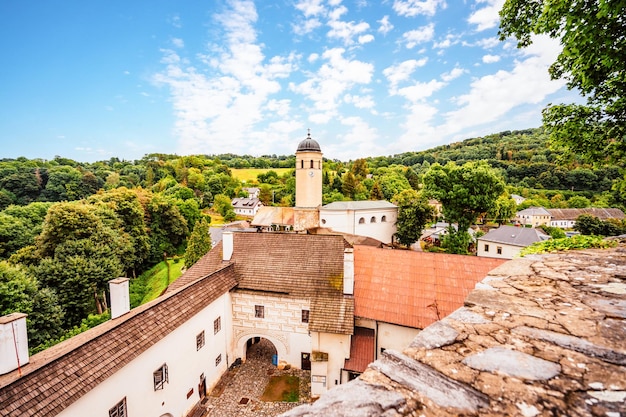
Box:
222;230;234;261
0;313;29;375
343;248;354;295
109;278;130;319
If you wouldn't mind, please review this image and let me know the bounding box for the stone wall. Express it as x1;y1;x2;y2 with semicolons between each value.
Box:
282;245;626;416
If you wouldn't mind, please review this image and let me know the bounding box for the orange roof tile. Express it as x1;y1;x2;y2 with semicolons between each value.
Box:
343;327;375;373
353;247;505;329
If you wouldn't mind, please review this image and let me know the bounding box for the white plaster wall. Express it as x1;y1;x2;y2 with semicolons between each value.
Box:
477;240;521;259
320;208;397;244
231;292;311;367
311;331;351;390
57;292;232;417
376;323;420;359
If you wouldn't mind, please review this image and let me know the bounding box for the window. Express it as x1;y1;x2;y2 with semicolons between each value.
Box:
310;159;314;168
301;309;310;323
497;246;502;255
370;216;376;223
358;217;365;224
196;331;205;350
153;364;169;390
300;160;304;169
381;215;387;222
255;305;265;318
215;354;222;366
321;219;326;224
484;244;489;252
214;317;221;334
109;398;127;417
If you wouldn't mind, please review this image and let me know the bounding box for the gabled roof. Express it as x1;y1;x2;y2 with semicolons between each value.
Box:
231;197;262;208
478;225;550;247
547;207;625;221
353;246;505;329
171;232;354;335
516;206;551;216
321;200;397;211
343;327;375;373
0;265;238;417
251;206;295;227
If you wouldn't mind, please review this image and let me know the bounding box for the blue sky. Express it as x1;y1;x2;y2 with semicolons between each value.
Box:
0;0;580;163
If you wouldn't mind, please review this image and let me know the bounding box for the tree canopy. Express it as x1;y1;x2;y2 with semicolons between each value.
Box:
499;0;625;186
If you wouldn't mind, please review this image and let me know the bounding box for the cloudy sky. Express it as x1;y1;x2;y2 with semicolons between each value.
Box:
0;0;579;162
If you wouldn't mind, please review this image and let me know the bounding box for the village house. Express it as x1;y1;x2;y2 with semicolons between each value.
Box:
515;206;551;227
547;207;625;229
476;225;551;259
230;196;263;217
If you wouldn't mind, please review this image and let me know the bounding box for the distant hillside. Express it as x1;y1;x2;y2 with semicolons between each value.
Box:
364;128;621;193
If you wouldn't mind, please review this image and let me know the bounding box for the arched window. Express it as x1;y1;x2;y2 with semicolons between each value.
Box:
301;160;304;169
321;219;326;225
370;216;376;223
358;217;365;224
310;159;314;168
381;215;387;222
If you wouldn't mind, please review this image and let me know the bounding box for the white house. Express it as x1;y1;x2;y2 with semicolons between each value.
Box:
231;197;263;217
547;208;626;229
477;225;550;259
319;201;398;245
515;206;551;228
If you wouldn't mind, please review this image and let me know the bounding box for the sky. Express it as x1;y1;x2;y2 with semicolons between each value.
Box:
0;0;581;163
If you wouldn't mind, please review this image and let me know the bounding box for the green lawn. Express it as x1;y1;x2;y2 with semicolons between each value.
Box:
140;258;185;304
231;168;291;182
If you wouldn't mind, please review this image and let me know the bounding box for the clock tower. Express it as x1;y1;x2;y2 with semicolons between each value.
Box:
295;130;323;208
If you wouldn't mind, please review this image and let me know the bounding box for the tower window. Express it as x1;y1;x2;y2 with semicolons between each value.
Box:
301;160;304;169
310;160;314;168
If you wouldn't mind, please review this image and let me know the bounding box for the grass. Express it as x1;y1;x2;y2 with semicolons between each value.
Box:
231;168;291;182
260;375;300;402
138;258;185;304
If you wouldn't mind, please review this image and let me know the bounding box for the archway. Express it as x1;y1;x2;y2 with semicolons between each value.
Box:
235;332;288;366
244;337;278;365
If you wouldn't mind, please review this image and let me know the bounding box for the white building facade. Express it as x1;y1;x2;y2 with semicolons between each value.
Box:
320;201;398;244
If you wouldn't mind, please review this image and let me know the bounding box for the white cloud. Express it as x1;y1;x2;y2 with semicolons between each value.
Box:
327;19;370;45
358;34;374;44
383;58;429;91
344;93;375;109
328;116;384;160
434;33;459;49
468;0;505;32
171;37;184;48
294;0;325;17
290;48;374;122
396;79;445;102
378;15;393;35
443;35;565;134
482;54;500;63
440;66;466;82
153;0;299;156
293;18;322;35
402;23;435;49
393;0;446;17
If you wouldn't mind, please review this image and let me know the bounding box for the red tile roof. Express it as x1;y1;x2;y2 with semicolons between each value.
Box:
353;247;505;329
343;327;375;373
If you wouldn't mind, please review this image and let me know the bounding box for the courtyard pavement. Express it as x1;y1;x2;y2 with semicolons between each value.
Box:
198;338;311;417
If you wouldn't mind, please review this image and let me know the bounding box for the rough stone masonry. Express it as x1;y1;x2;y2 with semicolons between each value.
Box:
282;244;626;417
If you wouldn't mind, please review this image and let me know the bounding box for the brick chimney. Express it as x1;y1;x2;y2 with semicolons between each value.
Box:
343;248;354;295
0;313;29;375
109;278;130;319
222;230;234;261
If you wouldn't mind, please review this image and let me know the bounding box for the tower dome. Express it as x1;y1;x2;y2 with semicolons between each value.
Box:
296;131;321;152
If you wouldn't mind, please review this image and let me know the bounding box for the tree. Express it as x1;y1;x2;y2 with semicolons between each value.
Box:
213;194;234;218
341;172;358;199
393;189;435;247
499;0;625;184
184;217;212;269
369;181;384;200
567;195;591;208
423;161;505;253
0;261;64;347
350;158;369;180
487;195;517;225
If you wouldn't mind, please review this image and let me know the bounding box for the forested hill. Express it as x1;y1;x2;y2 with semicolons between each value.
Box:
363;128;620;193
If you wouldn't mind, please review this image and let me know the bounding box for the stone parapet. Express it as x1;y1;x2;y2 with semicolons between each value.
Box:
282;245;626;416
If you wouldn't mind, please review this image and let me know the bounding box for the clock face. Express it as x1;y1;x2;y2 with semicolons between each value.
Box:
309;170;315;177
